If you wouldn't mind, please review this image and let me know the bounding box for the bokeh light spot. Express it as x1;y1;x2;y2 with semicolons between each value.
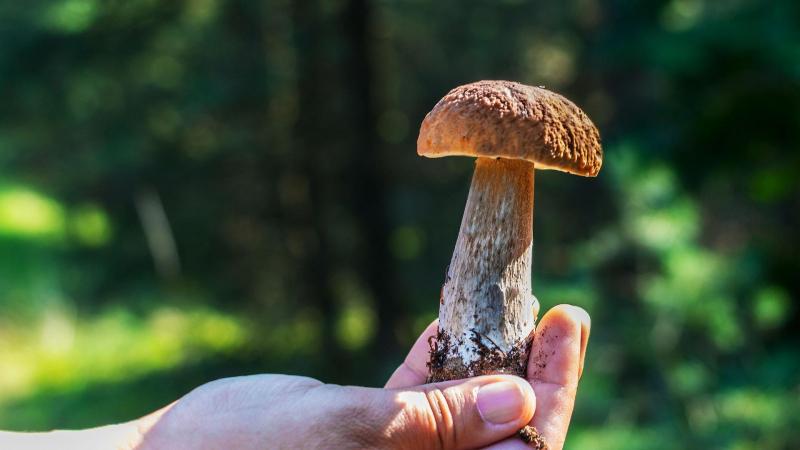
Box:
661;0;704;31
43;0;98;33
335;299;377;352
0;187;65;239
70;204;112;247
390;225;425;260
753;287;790;330
332;272;377;351
523;36;577;87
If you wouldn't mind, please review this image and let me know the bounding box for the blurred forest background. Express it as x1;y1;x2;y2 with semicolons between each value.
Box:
1;0;799;448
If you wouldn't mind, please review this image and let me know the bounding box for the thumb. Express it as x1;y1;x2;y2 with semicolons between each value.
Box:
324;375;535;450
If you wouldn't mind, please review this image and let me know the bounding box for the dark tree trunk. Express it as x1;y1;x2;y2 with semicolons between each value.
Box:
291;0;343;374
341;0;403;364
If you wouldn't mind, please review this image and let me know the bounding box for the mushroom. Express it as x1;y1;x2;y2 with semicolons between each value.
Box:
418;80;602;382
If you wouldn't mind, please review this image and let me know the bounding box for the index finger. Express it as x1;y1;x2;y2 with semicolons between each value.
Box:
384;319;438;389
482;304;590;450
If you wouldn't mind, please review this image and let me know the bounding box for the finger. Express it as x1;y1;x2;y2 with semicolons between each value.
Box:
333;375;536;450
529;305;590;386
385;319;439;389
524;304;591;450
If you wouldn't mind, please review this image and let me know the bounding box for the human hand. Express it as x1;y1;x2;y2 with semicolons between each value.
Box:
0;304;587;450
133;361;540;449
386;304;590;450
137;304;588;450
133;373;534;450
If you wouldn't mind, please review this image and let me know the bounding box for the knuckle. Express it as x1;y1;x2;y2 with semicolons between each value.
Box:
422;388;458;450
322;387;469;450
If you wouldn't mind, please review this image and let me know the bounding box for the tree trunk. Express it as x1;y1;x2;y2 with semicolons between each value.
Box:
342;0;403;361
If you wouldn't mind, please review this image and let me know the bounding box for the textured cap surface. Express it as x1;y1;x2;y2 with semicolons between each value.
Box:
417;80;602;176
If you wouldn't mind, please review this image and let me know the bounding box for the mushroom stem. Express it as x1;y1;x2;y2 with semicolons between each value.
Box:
429;157;536;382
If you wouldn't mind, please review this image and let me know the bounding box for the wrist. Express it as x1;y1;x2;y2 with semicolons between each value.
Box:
0;403;174;450
0;422;141;450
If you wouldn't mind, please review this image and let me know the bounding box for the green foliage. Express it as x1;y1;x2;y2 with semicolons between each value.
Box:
0;0;798;448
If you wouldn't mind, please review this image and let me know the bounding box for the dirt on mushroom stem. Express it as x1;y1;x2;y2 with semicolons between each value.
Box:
426;328;532;382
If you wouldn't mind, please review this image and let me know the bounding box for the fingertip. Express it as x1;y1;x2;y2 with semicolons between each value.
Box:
499;375;537;424
528;304;589;387
542;304;589;330
420;319;440;346
511;376;537;422
385;363;424;389
423;318;440;333
472;375;536;427
565;304;591;337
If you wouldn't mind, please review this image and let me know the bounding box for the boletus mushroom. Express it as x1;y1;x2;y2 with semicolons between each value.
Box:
418;80;602;382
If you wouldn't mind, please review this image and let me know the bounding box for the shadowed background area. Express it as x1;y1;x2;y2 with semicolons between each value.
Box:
1;0;799;448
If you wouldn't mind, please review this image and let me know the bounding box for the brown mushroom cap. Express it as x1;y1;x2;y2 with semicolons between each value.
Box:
417;80;602;177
